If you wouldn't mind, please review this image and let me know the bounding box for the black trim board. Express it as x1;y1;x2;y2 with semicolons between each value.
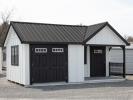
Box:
85;44;126;47
11;23;24;42
107;24;129;46
83;22;107;43
3;24;11;46
29;44;32;85
27;42;83;44
4;21;129;46
84;46;87;64
126;74;133;75
4;24;24;46
83;22;129;46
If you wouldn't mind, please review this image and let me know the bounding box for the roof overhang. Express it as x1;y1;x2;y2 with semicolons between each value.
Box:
4;21;129;46
83;22;130;46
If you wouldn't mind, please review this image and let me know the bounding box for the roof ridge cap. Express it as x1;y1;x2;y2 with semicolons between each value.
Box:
10;21;87;27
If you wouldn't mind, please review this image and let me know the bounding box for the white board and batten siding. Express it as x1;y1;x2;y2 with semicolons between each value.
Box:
4;26;30;85
86;26;126;45
84;46;90;77
109;47;133;75
68;45;84;82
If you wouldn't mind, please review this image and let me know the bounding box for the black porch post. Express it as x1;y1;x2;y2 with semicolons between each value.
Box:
121;46;126;78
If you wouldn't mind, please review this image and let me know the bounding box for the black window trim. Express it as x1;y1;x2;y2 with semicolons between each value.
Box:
11;45;19;66
2;47;6;61
84;46;87;64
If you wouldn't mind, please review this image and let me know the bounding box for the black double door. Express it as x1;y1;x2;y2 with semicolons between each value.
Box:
90;46;106;77
30;44;68;83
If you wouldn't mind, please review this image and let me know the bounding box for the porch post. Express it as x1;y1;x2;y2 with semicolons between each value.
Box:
121;46;126;78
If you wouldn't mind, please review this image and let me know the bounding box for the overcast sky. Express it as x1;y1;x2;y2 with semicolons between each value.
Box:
0;0;133;36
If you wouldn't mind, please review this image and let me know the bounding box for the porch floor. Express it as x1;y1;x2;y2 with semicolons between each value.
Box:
29;76;125;87
85;76;124;80
84;76;125;83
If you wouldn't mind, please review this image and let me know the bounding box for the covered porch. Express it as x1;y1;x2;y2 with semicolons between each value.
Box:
83;24;129;80
84;44;126;81
84;45;126;79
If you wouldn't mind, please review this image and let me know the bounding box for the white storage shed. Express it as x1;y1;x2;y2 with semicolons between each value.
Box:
109;44;133;74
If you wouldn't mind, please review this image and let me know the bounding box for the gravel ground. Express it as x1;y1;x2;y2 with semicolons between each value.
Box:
1;73;133;100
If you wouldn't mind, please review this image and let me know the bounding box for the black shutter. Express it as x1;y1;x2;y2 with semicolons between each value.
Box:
11;45;19;66
14;46;19;65
84;46;87;64
11;47;14;65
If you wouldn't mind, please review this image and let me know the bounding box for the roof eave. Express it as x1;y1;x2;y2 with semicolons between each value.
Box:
83;22;130;46
22;41;83;45
106;24;130;46
83;22;108;43
3;24;11;46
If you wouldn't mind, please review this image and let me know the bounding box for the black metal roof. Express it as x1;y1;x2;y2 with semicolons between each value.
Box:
8;21;129;45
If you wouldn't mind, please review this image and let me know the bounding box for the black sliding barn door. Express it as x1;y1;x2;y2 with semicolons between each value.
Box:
30;44;68;83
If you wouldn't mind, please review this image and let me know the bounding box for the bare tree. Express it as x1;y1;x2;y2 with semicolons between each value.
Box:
0;10;13;46
123;34;133;43
1;11;12;23
0;10;12;34
127;36;133;43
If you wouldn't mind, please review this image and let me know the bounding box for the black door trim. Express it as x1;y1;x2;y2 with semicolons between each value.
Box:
90;46;106;77
30;44;68;84
29;44;32;85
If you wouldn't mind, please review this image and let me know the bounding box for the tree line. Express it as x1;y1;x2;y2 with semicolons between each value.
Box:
0;12;11;47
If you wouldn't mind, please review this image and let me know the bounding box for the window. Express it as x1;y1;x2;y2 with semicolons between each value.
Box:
35;48;47;53
52;48;64;52
94;49;102;54
11;45;19;66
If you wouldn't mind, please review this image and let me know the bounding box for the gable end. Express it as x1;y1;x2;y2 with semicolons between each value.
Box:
4;26;22;46
84;22;129;46
107;24;129;45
